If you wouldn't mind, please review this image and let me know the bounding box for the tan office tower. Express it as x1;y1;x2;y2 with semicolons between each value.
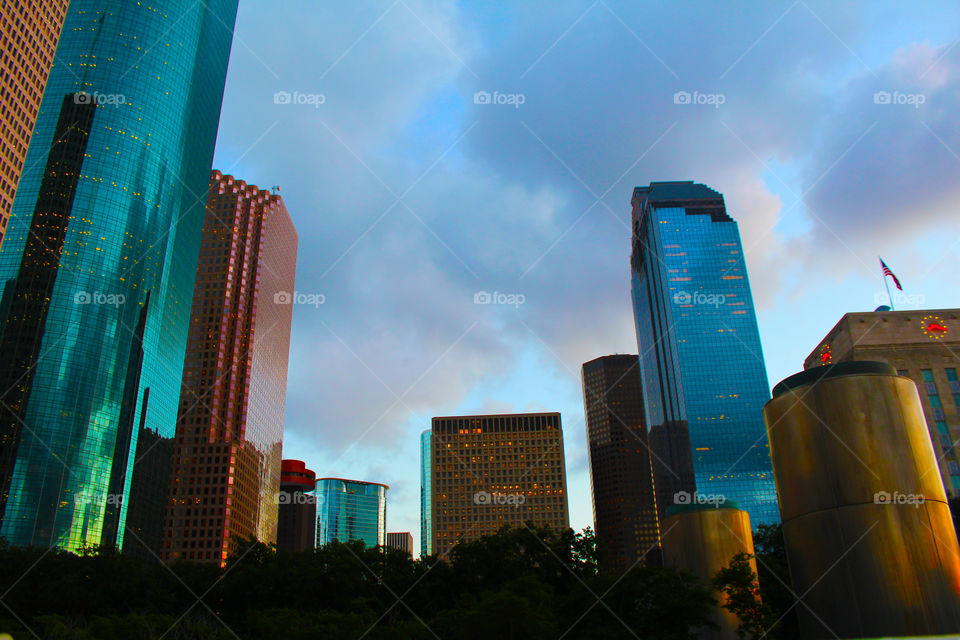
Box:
765;361;960;638
162;170;298;565
430;413;569;557
0;1;69;247
805;309;960;496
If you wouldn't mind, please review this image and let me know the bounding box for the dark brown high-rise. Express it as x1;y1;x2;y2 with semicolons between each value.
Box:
162;170;298;565
0;1;69;247
582;355;660;571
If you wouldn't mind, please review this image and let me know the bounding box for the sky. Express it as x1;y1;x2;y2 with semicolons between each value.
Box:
210;0;960;555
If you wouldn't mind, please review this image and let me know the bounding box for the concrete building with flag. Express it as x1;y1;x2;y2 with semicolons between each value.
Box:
805;308;960;497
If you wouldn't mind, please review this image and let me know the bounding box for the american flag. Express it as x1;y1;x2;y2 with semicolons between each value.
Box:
879;257;902;290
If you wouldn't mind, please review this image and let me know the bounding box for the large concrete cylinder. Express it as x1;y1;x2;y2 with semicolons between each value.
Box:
661;503;758;640
764;361;960;638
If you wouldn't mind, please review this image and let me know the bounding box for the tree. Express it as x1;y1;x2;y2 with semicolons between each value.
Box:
0;526;727;639
712;525;800;640
712;552;765;638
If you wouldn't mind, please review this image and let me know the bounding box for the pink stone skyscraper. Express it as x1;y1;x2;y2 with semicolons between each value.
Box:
162;170;298;564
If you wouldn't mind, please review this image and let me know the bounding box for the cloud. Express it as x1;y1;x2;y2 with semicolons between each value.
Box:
209;1;960;540
802;41;960;272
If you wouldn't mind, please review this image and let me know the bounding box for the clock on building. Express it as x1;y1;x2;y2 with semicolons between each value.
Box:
921;315;948;340
818;343;832;364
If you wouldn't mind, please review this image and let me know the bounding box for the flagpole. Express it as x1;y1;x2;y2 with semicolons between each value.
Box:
883;272;895;311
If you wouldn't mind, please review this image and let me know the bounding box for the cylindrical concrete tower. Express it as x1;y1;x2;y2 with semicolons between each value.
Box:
661;502;758;640
764;361;960;638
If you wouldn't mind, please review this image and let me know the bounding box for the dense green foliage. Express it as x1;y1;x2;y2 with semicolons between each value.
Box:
0;527;719;639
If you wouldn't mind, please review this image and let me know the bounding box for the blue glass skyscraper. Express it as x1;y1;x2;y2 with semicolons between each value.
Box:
0;1;238;552
420;429;432;558
315;478;388;549
630;181;778;527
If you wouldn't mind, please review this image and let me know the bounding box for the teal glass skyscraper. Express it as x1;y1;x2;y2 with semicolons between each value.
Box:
630;182;778;527
315;478;388;549
0;1;238;552
420;429;432;558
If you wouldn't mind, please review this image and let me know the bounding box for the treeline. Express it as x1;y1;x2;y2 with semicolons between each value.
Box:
0;525;795;639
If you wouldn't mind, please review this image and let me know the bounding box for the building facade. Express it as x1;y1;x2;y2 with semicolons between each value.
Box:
430;413;570;557
315;478;387;549
161;171;297;564
582;355;660;570
0;0;238;551
277;459;316;554
387;531;413;555
0;0;70;247
630;181;778;527
420;429;432;558
804;309;960;496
